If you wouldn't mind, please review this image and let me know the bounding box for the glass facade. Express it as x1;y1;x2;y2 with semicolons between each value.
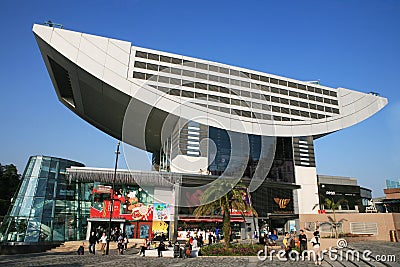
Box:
0;156;86;242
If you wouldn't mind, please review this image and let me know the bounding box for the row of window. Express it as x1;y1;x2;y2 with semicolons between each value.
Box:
134;51;338;97
133;71;340;115
203;103;328;121
133;63;338;106
148;84;330;121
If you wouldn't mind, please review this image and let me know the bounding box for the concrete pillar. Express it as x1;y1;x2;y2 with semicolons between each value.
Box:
86;221;91;240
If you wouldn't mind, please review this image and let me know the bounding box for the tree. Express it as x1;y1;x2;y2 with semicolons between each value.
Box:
193;180;257;249
320;198;348;238
0;164;21;219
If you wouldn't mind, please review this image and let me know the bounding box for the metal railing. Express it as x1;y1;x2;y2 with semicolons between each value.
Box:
43;21;63;29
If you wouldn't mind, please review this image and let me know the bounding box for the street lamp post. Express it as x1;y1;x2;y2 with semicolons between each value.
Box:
105;141;121;255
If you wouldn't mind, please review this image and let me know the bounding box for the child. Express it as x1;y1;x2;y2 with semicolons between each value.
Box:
77;242;85;255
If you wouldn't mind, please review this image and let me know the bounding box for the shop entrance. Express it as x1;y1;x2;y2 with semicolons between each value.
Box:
124;221;152;239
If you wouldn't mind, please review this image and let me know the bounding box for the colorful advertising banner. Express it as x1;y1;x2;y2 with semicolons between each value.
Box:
153;203;172;221
90;185;153;220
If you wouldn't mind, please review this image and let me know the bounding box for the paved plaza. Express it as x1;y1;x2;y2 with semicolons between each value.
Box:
0;241;399;267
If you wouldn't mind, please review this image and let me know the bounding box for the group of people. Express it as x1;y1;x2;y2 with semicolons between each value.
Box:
139;238;172;257
283;229;322;265
83;230;129;256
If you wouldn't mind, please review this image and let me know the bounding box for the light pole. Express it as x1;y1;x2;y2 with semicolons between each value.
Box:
106;141;121;255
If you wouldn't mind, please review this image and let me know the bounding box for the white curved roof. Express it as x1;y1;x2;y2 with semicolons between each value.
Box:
33;24;387;139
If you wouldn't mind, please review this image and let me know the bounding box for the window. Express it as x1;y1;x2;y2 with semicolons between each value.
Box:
230;79;240;86
182;70;195;77
195;82;207;90
231;99;240;106
260;76;269;83
241;81;250;88
280;89;288;95
135;51;147;58
291;109;300;116
271;87;279;94
219;67;229;74
271;96;280;103
220;77;229;84
260;85;270;92
241;90;251;98
208;85;219;92
182;90;194;98
134;61;146;68
250;73;260;80
209;65;219;72
209;75;219;82
322;89;330;95
220;87;230;94
147;63;158;71
299;101;308;108
278;80;287;86
196;62;208;70
169;89;180;96
133;72;146;79
170;78;181;85
280;98;289;105
220;97;230;104
160;55;172;63
195;72;207;79
195;92;207;100
158;76;169;84
270;78;279;84
298;84;306;90
300;111;310;117
170;67;181;75
288;82;297;89
147;53;159;61
172;58;182;65
230;69;240;76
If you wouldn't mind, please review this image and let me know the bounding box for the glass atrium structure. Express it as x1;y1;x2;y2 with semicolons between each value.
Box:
0;156;86;243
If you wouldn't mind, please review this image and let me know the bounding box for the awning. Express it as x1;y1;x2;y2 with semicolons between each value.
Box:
178;216;245;223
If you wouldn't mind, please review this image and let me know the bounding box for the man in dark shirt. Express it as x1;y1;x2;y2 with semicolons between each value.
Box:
88;231;97;255
299;229;308;257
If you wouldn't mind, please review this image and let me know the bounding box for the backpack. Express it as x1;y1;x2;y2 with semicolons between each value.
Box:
312;237;320;246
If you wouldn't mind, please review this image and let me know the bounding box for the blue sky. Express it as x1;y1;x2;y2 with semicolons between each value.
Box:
0;1;399;197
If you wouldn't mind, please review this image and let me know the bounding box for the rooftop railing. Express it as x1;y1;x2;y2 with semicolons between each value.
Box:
43;20;63;29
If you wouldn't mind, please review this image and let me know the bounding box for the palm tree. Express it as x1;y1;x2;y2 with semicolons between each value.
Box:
193;180;257;249
321;198;348;238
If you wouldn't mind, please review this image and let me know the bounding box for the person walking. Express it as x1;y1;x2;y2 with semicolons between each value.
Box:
100;232;108;255
310;231;321;265
157;240;166;257
299;229;308;258
139;238;148;256
88;231;97;255
283;232;291;259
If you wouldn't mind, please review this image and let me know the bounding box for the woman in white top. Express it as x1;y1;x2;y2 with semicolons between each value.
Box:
100;232;108;255
310;231;321;265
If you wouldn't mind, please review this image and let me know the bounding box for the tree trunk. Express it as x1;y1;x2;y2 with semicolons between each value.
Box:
223;196;231;249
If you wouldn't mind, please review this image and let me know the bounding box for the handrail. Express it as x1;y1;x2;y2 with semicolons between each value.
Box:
43;20;63;29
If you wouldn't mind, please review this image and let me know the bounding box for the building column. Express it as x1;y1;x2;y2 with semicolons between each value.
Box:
86;221;91;240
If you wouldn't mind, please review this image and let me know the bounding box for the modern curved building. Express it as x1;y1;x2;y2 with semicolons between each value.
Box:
32;23;387;221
